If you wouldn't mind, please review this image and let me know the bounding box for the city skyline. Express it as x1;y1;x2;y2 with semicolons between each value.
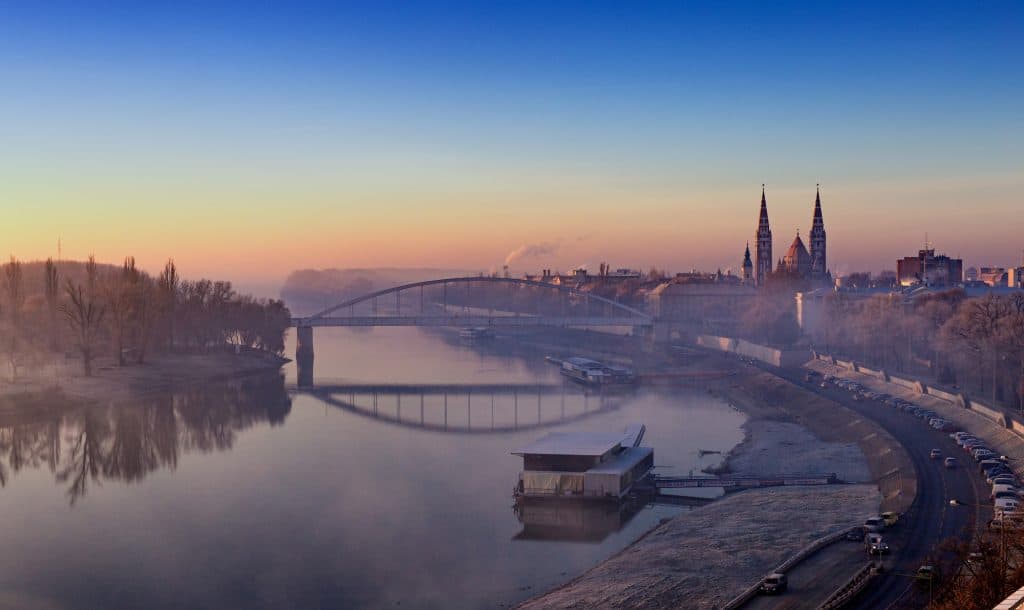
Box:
2;3;1022;287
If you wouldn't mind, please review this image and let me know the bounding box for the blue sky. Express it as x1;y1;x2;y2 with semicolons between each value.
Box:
1;2;1021;284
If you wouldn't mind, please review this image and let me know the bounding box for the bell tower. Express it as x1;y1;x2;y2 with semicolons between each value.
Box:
810;184;827;280
755;185;773;286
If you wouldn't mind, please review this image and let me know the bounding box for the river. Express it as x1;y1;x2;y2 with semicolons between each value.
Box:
0;327;744;609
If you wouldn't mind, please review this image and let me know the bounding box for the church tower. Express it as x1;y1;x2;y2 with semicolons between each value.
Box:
741;242;753;284
809;184;827;280
755;185;773;286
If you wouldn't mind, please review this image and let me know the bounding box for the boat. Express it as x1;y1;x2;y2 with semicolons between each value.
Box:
558;357;635;386
459;326;495;342
511;426;654;502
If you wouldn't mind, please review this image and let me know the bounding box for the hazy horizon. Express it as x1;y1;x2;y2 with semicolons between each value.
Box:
3;2;1022;284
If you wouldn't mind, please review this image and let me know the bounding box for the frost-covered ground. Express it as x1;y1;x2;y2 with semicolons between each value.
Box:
722;419;873;483
517;485;879;610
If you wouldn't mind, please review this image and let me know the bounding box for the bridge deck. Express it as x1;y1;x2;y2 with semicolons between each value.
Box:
296;383;567;395
292;315;650;327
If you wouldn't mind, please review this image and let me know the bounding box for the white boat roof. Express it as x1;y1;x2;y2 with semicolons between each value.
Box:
564;357;603;368
512;432;624;457
585;447;653;475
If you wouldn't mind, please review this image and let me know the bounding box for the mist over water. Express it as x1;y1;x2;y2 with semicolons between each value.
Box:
0;328;744;609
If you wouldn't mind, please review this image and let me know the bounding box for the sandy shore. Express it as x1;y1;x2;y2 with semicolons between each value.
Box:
0;350;288;406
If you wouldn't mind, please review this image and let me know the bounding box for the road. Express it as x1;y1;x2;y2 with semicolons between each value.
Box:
745;541;868;610
747;361;989;609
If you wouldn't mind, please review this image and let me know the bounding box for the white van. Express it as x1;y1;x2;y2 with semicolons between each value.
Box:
995;497;1020;514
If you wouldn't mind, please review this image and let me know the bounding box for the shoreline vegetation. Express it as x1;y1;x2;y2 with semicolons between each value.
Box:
1;255;291;407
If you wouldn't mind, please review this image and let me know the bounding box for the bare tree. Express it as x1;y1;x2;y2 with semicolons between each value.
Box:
44;258;60;351
61;281;106;377
104;258;135;366
157;259;179;351
3;256;25;379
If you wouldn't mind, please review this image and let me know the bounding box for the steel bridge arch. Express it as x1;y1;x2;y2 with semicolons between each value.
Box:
307;275;653;322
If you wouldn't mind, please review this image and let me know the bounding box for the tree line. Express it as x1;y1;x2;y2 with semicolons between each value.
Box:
809;289;1024;410
1;256;291;377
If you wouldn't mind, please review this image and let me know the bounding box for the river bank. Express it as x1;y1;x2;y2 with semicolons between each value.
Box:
517;354;901;609
0;349;289;406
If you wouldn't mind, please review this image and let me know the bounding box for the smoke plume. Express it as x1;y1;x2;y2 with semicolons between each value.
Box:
504;241;559;267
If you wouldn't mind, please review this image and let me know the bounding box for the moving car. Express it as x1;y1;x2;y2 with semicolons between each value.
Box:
916;565;937;582
759;573;788;594
864;517;886;533
944;457;958;469
844;528;864;542
929;449;942;459
869;540;891;555
881;511;900;526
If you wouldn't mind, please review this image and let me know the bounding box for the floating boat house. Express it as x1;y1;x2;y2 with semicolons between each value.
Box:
512;427;653;500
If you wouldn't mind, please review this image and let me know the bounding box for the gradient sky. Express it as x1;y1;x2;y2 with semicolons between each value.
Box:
1;1;1022;293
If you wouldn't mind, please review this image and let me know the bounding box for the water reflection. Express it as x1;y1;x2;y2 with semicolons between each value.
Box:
513;498;646;543
0;373;290;505
301;383;623;433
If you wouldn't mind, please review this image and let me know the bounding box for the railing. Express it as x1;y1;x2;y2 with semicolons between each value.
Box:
722;524;859;609
818;561;877;610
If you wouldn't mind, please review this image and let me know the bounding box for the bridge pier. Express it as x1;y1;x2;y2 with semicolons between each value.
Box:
296;325;315;387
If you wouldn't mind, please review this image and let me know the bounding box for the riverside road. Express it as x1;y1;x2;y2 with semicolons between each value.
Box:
753;361;989;609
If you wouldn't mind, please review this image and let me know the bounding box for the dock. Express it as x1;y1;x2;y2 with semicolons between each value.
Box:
651;473;838;490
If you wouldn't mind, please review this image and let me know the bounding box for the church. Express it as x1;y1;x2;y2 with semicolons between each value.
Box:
741;185;829;286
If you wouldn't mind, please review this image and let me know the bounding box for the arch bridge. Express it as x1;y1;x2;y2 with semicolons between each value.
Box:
290;276;655;360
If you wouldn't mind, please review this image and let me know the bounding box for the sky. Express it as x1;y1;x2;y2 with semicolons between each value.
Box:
1;1;1022;294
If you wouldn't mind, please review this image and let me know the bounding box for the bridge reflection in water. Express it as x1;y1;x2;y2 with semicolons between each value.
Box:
295;383;625;434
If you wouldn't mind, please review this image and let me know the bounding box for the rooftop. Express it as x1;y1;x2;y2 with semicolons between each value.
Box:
585;446;653;475
512;432;624;457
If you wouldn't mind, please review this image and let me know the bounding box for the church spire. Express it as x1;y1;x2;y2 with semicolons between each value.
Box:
810;184;827;280
754;185;773;287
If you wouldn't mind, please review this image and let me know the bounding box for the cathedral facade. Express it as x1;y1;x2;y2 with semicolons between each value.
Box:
745;185;829;286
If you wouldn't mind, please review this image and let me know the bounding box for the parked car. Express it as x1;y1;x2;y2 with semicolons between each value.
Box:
991;476;1019;487
944;457;958;469
995;498;1020;514
980;458;1006;470
991;484;1020;499
929;449;942;459
988;469;1014;484
990;516;1024;530
760;573;788;594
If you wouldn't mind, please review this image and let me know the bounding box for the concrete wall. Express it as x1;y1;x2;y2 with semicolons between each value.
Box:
968;398;1008;427
814;351;1018;431
697;335;810;368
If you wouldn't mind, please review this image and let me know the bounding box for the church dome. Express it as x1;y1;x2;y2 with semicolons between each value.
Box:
782;232;812;275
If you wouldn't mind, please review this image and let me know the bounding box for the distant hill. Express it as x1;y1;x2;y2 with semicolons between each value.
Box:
280;267;483;316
